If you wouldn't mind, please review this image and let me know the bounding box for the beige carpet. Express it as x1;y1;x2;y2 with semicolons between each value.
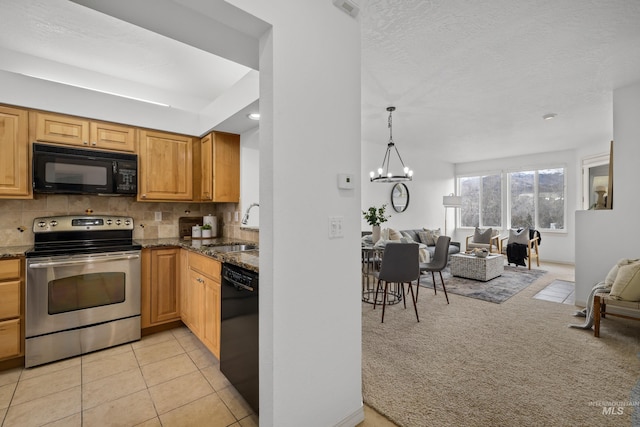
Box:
362;269;640;426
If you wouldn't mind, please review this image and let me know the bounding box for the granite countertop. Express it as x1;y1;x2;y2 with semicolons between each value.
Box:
0;239;259;272
136;238;259;272
0;245;33;259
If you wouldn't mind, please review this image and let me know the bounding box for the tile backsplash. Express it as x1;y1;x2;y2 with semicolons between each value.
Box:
0;195;258;246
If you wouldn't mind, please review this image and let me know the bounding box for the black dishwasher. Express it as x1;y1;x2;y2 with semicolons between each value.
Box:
220;263;259;414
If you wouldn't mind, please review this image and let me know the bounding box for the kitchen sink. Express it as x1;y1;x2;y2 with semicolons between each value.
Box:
209;244;258;253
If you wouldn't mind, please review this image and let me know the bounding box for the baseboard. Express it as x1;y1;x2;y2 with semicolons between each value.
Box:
333;404;365;427
141;320;184;337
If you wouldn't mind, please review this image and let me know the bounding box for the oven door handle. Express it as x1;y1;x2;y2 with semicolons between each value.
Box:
28;254;140;269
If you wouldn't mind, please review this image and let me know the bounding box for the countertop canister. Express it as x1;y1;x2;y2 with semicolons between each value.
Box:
203;214;217;237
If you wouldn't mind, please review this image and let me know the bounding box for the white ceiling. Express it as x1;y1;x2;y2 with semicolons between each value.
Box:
361;0;640;163
0;0;262;134
2;1;640;161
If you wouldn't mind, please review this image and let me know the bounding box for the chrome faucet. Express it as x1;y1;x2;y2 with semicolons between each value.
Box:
241;203;259;225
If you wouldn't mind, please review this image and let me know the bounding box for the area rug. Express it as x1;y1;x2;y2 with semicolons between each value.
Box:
362;269;640;427
418;265;546;303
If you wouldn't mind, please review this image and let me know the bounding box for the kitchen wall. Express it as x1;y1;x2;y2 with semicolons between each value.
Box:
0;194;258;246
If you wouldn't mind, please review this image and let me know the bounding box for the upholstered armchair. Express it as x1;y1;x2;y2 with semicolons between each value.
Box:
465;227;501;253
500;227;541;270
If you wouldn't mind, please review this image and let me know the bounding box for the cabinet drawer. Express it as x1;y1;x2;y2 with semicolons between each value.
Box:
0;280;20;320
0;258;20;281
0;318;21;359
188;252;220;280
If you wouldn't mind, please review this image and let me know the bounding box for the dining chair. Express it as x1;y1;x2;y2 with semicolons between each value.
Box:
373;242;420;323
418;235;451;304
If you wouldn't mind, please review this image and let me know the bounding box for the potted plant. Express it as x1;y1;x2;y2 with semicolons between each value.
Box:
201;223;213;238
363;204;390;242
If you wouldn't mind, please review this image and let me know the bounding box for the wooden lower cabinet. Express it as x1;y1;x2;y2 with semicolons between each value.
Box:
0;257;24;362
141;248;181;328
182;251;221;358
0;319;21;360
142;248;221;358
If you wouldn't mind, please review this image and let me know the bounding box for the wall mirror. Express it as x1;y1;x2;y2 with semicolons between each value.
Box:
391;183;409;213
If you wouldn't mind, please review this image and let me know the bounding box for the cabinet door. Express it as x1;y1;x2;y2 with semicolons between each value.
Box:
0;105;30;198
141;248;181;328
202;277;221;358
90;121;136;152
150;248;181;324
34;112;90;147
0;319;20;360
138;130;193;201
212;132;240;202
200;133;213;201
0;281;20;321
187;269;205;337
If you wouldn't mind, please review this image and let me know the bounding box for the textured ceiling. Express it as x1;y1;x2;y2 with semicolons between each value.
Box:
2;1;640;150
0;0;261;133
361;0;640;163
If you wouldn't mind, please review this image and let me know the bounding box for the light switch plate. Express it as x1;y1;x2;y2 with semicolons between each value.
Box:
154;212;162;221
328;216;344;239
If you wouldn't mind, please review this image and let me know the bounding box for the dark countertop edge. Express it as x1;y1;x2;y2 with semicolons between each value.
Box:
136;238;259;272
0;246;32;258
0;239;259;272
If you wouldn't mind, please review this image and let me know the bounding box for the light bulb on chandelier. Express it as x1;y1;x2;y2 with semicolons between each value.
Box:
369;106;413;182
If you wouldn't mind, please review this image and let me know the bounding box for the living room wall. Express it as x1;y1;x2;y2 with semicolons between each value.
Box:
454;149;578;264
361;139;586;265
575;78;640;306
361;141;456;233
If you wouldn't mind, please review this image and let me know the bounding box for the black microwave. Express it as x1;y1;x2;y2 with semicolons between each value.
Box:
33;143;138;196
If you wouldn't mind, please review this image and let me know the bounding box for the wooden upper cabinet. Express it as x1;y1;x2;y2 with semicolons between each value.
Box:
90;121;136;152
34;112;135;152
138;129;193;201
34;112;89;146
200;132;240;202
0;105;30;198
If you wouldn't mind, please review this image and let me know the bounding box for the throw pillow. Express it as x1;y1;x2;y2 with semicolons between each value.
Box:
473;227;493;244
508;227;529;246
388;228;403;241
604;258;640;287
610;261;640;301
400;231;417;243
419;228;441;246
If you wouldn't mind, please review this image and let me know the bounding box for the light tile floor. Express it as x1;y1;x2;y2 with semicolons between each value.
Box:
0;326;258;427
531;262;577;305
0;326;391;427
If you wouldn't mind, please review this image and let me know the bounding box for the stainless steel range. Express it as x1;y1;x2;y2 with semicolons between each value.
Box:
25;215;142;368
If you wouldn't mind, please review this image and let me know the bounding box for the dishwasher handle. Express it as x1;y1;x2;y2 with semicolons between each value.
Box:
223;274;255;292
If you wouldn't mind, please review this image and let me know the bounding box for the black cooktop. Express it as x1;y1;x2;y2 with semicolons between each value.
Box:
26;215;141;258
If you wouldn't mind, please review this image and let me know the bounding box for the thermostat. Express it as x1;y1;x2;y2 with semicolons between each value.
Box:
337;173;355;189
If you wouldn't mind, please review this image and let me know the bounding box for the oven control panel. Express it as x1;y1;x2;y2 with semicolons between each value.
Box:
33;215;134;232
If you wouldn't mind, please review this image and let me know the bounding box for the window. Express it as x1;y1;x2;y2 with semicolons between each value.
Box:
458;167;565;231
536;168;565;229
460;174;501;228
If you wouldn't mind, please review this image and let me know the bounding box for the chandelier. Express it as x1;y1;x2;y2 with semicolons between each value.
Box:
369;106;413;182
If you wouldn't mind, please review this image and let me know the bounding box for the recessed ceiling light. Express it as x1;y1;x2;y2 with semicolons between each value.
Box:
542;113;557;120
247;113;260;120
